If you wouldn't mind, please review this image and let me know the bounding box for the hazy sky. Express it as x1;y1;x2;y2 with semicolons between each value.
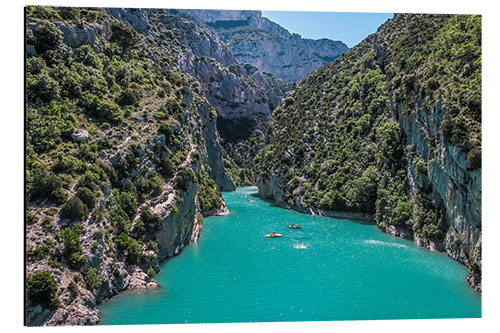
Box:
262;11;394;48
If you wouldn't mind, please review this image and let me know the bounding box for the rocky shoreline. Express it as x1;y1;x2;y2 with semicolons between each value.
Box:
26;196;229;327
257;176;481;293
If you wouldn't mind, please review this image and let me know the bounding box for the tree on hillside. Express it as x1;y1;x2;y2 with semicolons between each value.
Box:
109;20;140;57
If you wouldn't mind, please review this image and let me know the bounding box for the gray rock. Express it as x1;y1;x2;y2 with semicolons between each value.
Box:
26;44;37;57
33;305;43;315
198;102;236;191
71;129;89;143
177;9;262;25
55;23;98;49
177;9;349;82
105;8;149;33
27;21;107;51
156;179;200;260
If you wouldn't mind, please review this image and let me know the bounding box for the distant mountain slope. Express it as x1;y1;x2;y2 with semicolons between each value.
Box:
255;14;481;292
177;9;349;82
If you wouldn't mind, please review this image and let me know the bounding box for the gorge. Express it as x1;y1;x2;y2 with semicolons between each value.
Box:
25;7;481;326
97;187;481;324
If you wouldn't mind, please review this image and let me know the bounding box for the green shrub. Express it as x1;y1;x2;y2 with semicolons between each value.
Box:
29;164;67;204
116;89;141;107
113;232;130;252
132;219;145;235
27;271;59;309
147;266;156;278
415;157;427;175
118;191;138;217
467;148;481;170
84;268;102;291
60;197;88;221
67;282;79;297
99;101;124;124
27;72;61;103
146;240;159;253
59;227;86;269
126;239;143;265
80;92;124;124
26;209;36;225
33;21;63;53
158;121;177;146
27;239;55;262
72;222;84;234
112;232;143;264
26;57;46;75
198;172;222;213
393;201;412;226
346;166;378;213
109;20;140;56
165;98;182;114
159;157;175;178
174;166;195;191
76;170;101;191
197;212;204;225
48;259;61;269
78;143;98;162
46;207;58;216
58;7;80;21
41;216;53;229
110;207;131;233
75;186;97;210
140;208;161;232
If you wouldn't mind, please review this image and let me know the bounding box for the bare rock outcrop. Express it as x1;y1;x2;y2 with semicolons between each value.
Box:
179;9;349;83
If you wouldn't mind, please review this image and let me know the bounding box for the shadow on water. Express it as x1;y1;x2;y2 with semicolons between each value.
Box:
247;190;375;226
248;193;283;208
339;218;376;226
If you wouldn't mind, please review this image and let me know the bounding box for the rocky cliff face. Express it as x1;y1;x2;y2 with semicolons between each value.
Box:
255;14;481;292
162;10;290;184
25;7;235;326
397;102;482;291
178;9;349;83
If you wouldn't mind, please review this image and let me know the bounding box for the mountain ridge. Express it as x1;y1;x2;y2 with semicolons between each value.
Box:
177;9;349;82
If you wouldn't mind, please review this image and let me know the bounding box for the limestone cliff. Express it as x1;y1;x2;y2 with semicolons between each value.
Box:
25;7;234;326
255;14;481;292
178;9;349;83
397;102;481;291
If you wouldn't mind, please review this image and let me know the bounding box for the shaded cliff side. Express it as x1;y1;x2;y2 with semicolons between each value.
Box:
255;14;481;292
154;9;293;186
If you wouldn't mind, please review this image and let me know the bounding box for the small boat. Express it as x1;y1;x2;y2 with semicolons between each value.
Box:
266;233;282;238
287;225;302;229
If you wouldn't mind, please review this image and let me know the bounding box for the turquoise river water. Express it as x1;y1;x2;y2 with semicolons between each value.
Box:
98;187;481;325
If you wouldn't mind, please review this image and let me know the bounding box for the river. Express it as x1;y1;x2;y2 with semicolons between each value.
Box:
97;187;481;324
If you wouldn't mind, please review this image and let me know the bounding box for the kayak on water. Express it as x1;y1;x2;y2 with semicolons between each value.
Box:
266;233;282;238
287;224;301;229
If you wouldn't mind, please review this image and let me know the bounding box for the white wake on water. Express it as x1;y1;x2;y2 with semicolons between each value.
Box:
364;240;407;248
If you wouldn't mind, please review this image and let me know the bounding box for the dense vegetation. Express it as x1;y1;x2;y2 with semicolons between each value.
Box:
198;171;223;214
255;14;481;242
26;271;60;309
26;7;228;316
